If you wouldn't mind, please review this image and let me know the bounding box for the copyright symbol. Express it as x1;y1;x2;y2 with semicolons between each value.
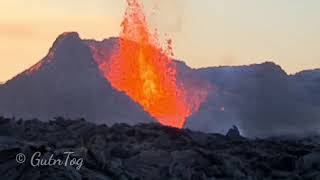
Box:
16;153;26;164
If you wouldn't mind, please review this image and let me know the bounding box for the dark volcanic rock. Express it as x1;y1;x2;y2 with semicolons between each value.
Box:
226;125;241;139
0;117;319;180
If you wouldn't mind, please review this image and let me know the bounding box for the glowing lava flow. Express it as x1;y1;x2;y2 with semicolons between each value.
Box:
101;0;206;128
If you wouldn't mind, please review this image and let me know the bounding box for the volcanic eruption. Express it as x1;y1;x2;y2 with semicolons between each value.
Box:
97;0;208;128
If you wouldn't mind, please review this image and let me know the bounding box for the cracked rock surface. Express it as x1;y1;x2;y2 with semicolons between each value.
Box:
0;117;319;180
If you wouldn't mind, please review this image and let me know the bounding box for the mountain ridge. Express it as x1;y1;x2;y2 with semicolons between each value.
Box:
0;32;319;137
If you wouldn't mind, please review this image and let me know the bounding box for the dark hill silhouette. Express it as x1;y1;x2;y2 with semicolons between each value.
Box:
186;62;320;137
0;32;152;125
293;69;320;107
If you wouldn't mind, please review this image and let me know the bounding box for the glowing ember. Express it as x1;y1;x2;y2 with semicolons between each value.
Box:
100;0;207;128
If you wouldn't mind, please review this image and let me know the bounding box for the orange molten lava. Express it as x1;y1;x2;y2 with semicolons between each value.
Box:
101;0;206;128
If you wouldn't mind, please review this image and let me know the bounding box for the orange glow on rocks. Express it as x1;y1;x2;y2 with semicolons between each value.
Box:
100;0;207;128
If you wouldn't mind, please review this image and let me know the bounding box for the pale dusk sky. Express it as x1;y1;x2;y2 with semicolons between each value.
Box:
1;0;320;82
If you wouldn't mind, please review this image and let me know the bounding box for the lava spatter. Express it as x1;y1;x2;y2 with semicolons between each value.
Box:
100;0;207;128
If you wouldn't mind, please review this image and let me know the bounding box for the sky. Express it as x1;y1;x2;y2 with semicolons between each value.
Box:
0;0;320;82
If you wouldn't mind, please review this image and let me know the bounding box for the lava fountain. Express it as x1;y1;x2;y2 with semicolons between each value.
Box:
101;0;207;128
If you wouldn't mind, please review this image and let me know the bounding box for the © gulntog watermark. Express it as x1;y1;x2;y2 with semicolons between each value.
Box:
16;152;84;170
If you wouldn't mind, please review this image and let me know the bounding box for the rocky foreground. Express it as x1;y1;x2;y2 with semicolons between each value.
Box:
0;117;319;180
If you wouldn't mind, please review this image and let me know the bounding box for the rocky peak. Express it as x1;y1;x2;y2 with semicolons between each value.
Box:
54;32;81;45
226;125;242;138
